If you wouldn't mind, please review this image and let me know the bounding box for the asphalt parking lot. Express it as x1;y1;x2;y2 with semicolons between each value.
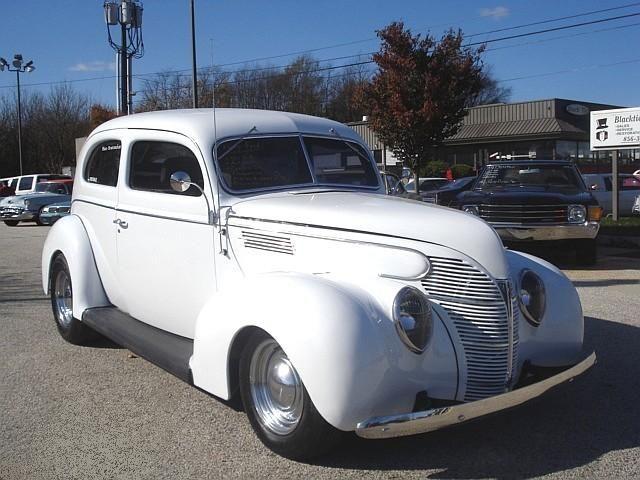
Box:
1;223;639;480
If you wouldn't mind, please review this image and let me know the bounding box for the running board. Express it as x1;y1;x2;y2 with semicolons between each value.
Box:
82;307;193;383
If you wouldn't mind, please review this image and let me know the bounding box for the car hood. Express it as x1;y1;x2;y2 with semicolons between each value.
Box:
230;191;508;278
457;187;595;205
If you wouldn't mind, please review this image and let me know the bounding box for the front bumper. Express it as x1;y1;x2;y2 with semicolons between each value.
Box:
493;222;599;242
355;352;595;439
0;207;35;221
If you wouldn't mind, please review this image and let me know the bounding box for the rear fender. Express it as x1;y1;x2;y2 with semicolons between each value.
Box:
41;214;110;316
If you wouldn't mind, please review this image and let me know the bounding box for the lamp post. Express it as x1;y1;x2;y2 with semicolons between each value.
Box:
0;54;35;176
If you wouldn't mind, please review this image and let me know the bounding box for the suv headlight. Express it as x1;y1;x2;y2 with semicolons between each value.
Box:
518;269;546;326
393;287;433;353
462;205;479;216
567;204;586;223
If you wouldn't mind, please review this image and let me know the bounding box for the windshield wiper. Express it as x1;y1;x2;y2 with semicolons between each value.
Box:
216;126;258;161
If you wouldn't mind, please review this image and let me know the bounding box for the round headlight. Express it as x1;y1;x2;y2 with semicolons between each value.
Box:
462;205;479;216
519;270;546;326
567;204;586;223
393;287;433;353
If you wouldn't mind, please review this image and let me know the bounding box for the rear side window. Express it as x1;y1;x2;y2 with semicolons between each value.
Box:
18;176;34;190
129;141;203;196
85;141;121;186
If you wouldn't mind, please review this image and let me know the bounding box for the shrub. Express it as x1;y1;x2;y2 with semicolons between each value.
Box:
450;164;475;178
420;160;449;177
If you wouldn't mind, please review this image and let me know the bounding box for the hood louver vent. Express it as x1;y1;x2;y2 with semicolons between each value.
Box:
241;231;294;255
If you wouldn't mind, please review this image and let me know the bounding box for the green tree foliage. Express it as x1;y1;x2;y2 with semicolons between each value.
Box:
450;163;475;178
358;22;486;186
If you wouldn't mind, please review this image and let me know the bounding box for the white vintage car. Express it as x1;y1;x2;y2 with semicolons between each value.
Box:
42;109;595;460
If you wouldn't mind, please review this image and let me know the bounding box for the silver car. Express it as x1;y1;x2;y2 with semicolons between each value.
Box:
0;181;72;226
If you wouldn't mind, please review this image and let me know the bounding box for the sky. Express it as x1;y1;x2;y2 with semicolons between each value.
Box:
1;0;640;111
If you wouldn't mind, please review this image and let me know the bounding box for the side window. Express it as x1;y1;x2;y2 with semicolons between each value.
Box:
85;140;121;186
18;176;34;191
129;141;203;197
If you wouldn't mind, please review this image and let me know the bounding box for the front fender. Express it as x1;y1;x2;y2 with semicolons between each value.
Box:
507;250;584;367
190;272;458;431
41;214;110;316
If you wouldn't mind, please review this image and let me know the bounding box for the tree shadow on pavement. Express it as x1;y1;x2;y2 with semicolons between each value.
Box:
314;317;640;478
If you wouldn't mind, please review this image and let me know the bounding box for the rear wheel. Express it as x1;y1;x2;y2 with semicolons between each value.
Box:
4;220;18;227
50;254;98;345
576;239;597;266
239;331;342;460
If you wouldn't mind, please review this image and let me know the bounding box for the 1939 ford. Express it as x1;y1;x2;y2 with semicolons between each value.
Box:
42;109;595;460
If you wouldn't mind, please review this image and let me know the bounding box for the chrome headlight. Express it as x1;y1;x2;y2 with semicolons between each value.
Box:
462;205;479;216
567;204;586;223
393;287;433;353
518;269;546;326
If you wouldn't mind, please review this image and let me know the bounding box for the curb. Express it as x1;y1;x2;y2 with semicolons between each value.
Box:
597;234;640;249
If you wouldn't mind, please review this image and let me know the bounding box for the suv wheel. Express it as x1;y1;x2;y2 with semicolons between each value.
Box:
50;254;98;345
239;331;342;460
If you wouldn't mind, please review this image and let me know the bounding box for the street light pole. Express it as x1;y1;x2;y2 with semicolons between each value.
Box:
0;54;35;176
16;69;23;175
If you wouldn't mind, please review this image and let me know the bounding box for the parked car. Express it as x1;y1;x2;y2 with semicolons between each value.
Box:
42;109;594;460
421;176;476;206
0;179;73;226
582;173;640;216
10;173;71;195
405;177;450;198
380;171;421;200
39;200;71;225
632;194;640;216
455;161;602;265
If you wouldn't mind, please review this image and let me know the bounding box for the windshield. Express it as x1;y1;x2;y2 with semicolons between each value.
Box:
476;164;585;190
216;136;379;193
35;183;69;194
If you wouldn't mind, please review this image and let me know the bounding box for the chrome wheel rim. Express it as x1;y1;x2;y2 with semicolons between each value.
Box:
249;339;303;436
53;269;73;328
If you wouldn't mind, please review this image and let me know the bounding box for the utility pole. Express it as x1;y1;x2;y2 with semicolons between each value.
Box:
104;1;144;115
190;0;198;108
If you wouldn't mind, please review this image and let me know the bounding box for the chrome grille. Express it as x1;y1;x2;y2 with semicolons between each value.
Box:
421;257;516;401
241;231;294;255
478;204;568;225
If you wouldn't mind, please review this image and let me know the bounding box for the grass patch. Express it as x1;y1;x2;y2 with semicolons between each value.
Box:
600;216;640;236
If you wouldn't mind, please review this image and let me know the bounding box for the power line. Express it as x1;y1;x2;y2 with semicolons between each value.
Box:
500;58;640;82
2;10;639;91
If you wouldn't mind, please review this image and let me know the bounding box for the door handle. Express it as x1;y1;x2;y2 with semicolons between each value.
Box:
113;219;129;229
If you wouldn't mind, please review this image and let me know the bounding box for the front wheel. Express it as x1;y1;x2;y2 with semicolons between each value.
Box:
35;207;46;226
50;254;98;345
239;331;342;460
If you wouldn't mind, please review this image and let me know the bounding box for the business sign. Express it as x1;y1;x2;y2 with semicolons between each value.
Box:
590;107;640;151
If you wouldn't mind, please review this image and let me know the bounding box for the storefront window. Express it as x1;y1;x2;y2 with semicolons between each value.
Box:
556;140;577;161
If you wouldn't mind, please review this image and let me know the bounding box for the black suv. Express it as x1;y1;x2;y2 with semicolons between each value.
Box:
453;161;602;265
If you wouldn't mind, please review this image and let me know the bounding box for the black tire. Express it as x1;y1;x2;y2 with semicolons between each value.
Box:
239;331;343;460
4;220;18;227
35;207;46;226
50;254;98;345
576;239;597;266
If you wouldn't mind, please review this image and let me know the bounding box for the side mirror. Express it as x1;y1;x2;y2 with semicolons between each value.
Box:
169;171;216;226
170;171;192;193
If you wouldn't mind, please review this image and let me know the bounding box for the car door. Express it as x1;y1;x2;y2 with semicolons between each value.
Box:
72;134;126;307
115;131;216;339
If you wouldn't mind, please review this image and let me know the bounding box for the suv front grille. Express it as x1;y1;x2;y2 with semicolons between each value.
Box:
421;257;518;401
478;204;568;225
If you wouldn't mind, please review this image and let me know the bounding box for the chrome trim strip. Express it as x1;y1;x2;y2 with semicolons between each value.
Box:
72;199;211;226
355;352;596;439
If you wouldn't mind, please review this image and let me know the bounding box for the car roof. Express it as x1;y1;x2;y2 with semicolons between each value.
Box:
92;108;363;146
485;160;574;167
40;179;73;184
